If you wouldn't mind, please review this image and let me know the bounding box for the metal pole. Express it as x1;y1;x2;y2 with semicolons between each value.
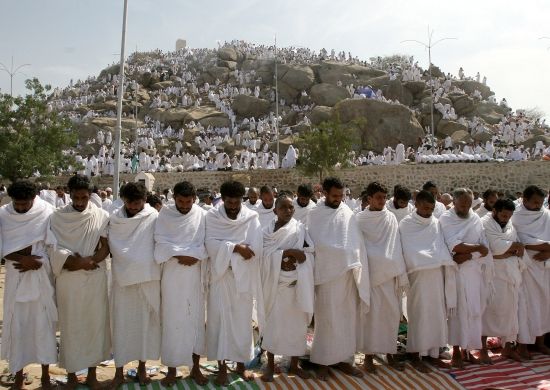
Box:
0;56;31;98
113;0;129;200
428;43;434;147
275;35;280;168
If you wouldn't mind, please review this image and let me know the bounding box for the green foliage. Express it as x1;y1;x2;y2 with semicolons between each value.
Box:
297;118;362;182
0;78;78;181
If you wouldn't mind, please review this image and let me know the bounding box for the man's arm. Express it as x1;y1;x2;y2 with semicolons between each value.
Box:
92;236;110;264
493;242;525;259
4;245;43;272
452;243;489;257
524;242;550;252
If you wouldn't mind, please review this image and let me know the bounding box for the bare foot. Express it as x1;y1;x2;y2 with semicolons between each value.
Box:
502;347;523;362
110;373;126;389
161;370;178;388
64;374;80;390
411;358;431;373
335;362;364;378
316;365;329;381
136;370;151;386
85;376;102;390
189;365;208;386
535;343;550;355
362;357;377;374
288;366;311;379
214;365;229;387
451;351;464;369
479;349;493;365
235;368;254;382
467;352;482;365
387;355;406;371
260;367;274;382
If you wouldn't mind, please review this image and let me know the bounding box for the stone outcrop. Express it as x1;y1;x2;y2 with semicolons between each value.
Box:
231;94;270;118
310;105;332;125
310;83;349;107
333;98;424;151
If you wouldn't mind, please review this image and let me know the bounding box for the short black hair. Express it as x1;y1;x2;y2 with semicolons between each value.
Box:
523;185;545;200
297;183;313;197
220;180;245;198
422;181;437;191
67;174;92;193
393;185;411;202
120;182;147;201
322;177;344;192
260;185;273;195
366;181;388;197
275;192;293;208
173;181;196;197
493;198;515;213
415;190;435;204
146;193;163;208
7;180;37;200
482;189;498;201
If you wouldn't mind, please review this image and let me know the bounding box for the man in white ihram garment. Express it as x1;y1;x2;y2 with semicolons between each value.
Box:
108;182;161;388
48;174;111;389
306;177;370;381
439;188;493;368
0;181;57;390
292;183;316;223
399;190;457;372
255;185;276;228
356;182;408;373
205;180;264;386
154;181;209;386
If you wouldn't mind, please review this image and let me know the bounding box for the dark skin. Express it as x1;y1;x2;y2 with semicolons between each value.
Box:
157;195;208;387
261;198;310;382
214;195;255;385
296;194;311;208
449;193;491;367
316;187;363;381
260;190;274;209
516;194;550;356
60;189;109;390
4;199;54;390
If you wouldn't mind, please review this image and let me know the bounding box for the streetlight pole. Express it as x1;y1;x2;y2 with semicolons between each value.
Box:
274;35;280;168
113;0;129;200
0;56;31;97
401;27;456;147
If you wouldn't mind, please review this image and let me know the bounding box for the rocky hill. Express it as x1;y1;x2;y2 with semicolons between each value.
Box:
51;42;546;157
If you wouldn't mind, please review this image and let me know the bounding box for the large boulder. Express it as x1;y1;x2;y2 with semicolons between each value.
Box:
316;61;386;85
473;102;508;125
149;107;188;122
310;83;349;107
231;95;270;118
218;60;237;70
218;47;238;62
278;64;315;92
451;130;472;143
202;66;230;84
452;80;493;100
310;105;332;125
437;119;468;137
332;99;424;152
151;81;174;90
403;81;427;96
451;95;475;116
382;80;413;106
241;59;275;85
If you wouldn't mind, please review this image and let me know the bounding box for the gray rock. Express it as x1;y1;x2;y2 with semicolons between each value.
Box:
452;80;493;100
231;95;270;118
382;80;413;106
218;47;238;62
452;95;475;116
310;83;350;106
437;119;468;137
278;64;315;92
310;106;332;125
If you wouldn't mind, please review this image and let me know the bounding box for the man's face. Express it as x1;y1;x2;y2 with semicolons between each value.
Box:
523;194;544;212
106;190;112;198
71;189;91;212
297;195;310;208
493;209;513;228
454;194;473;219
56;189;64;197
484;194;498;211
13;198;34;214
415;200;435;219
394;197;409;210
124;198;145;218
174;194;195;215
324;187;344;209
274;197;294;224
368;191;387;211
261;191;274;209
223;196;242;220
248;190;258;205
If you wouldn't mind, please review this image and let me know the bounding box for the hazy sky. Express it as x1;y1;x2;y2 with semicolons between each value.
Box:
1;0;549;118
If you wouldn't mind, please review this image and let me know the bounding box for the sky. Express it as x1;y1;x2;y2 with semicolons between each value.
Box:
1;0;549;119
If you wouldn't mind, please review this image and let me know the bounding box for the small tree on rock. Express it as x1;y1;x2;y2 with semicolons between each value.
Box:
297;117;362;182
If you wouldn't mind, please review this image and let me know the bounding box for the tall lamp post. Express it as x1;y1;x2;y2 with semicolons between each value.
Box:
274;35;280;168
401;27;456;147
112;0;129;200
0;56;31;97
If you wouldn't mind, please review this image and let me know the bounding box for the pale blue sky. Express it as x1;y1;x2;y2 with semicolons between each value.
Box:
1;0;549;118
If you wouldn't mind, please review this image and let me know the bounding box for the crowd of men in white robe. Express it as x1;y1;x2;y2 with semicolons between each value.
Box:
1;174;550;389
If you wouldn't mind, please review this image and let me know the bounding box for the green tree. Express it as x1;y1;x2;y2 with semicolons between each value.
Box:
297;118;362;182
0;78;77;182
